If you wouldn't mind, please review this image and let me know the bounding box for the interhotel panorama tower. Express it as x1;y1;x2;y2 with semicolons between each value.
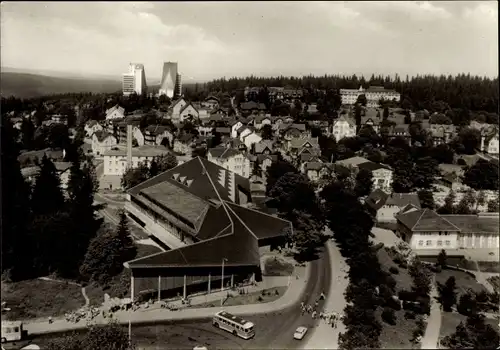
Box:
122;63;147;96
158;62;182;99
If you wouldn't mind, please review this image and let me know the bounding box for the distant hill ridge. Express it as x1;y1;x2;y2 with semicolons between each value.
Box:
1;72;123;98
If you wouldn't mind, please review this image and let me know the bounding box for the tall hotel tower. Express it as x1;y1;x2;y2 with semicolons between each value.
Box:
122;63;147;96
159;62;182;99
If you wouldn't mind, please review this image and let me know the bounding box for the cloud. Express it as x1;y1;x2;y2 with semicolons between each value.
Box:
1;1;498;80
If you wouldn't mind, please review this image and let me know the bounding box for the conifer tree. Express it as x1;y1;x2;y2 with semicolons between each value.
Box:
31;155;65;216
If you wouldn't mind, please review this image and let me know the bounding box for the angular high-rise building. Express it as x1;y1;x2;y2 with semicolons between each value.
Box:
122;63;147;96
159;62;181;99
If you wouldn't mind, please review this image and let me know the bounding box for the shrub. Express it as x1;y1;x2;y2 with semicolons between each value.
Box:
389;266;399;275
399;261;408;269
393;257;403;265
399;290;418;302
257;296;263;302
430;265;442;273
381;307;397;325
385;296;402;311
384;274;397;290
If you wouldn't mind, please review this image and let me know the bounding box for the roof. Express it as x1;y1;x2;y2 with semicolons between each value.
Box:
145;125;172;136
93;130;115;142
365;189;390;210
335;156;370;167
396;209;461;232
304;161;335;171
177;133;196;143
21;166;41;177
208;147;243;160
440;215;499;235
254;140;275;154
289;137;319;149
205;95;220;102
240;101;267;110
357;161;392;172
180;101;198;115
86;120;99;127
215;127;231;134
125;157;291;269
103;145;169;157
53;161;72;172
335;115;356;128
256;154;278;163
366;190;421;211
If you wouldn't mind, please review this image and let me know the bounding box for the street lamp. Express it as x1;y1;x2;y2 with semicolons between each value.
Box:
221;258;228;306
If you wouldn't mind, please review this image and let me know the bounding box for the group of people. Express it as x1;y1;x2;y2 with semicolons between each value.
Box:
299;291;343;329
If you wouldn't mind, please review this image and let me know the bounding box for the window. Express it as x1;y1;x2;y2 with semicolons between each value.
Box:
426;240;432;246
418;240;424;246
445;240;451;246
437;240;443;246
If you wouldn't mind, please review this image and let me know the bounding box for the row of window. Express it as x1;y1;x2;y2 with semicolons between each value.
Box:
418;240;451;247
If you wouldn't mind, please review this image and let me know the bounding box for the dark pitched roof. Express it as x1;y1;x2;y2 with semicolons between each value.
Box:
93;130;115;142
365;189;390;210
146;125;172;136
126;157;291;269
215;127;231;134
177;133;196;143
385;193;421;209
240;101;267;110
208;147;242;159
357;161;392;172
396;209;461;232
440;215;499;234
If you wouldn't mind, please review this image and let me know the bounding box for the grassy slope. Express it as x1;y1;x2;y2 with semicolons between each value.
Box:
1;72;122;98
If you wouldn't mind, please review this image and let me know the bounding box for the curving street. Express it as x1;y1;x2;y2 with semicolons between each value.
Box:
33;246;332;349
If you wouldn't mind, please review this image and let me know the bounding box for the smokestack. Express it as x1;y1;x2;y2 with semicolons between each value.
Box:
127;124;133;168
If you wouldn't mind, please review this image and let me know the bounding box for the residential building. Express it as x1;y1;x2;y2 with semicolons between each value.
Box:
159;62;181;99
254;140;275;155
357;161;393;193
170;98;188;122
241;130;262;149
254;154;277;176
387;125;411;144
84;120;103;138
123;157;292;299
280;123;309;140
103;145;169;176
365;189;421;222
122;63;147;96
207;147;251;178
302;162;336;183
426;123;456;145
91;131;118;156
21;162;72;190
243;87;261;102
332;115;356;142
203;96;219;110
105;105;126;121
230;120;245;138
239;101;267;114
340;86;400;107
395;208;499;252
173;134;196;155
481;128;499;155
215;127;231;137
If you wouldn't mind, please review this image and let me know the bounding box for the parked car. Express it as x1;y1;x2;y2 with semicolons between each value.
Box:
293;326;308;340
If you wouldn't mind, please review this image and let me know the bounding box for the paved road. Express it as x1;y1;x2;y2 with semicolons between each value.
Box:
31;246;332;349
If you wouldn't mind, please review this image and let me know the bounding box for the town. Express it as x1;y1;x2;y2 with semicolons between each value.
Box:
1;2;499;350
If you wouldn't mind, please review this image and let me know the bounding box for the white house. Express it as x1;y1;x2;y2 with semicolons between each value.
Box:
207;147;251;178
396;208;499;252
103;145;169;176
84;120;103;138
179;102;199;122
357;162;393;193
105;105;126;121
481;129;499;155
230;120;244;138
92;131;118;156
170;98;188;122
241;131;262;149
133;126;145;146
365;189;422;223
332;115;356;142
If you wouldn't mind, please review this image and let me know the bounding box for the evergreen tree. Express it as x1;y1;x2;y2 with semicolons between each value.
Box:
20;117;35;150
437;249;447;269
418;189;436;209
31;154;65;216
443;313;500;349
437;190;456;214
455;189;476;214
438;276;457;312
1;116;32;279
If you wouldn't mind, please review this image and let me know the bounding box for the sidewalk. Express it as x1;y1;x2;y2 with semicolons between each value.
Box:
421;280;442;350
24;264;311;336
302;239;349;349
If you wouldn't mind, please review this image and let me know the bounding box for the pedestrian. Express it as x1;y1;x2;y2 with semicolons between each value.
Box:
48;316;53;324
312;311;317;319
300;301;304;309
320;291;326;300
314;300;319;308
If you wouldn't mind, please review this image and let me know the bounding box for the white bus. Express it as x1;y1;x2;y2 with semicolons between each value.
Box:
212;311;255;339
1;321;23;343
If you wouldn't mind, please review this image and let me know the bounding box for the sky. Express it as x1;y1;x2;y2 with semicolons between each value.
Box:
1;1;498;82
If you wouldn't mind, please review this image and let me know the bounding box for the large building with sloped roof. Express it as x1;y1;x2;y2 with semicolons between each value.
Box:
124;157;292;300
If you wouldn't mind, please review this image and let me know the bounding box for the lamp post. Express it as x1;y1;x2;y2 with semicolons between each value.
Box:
221;258;228;306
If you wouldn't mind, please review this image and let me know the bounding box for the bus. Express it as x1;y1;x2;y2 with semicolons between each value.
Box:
212;311;255;339
1;321;23;343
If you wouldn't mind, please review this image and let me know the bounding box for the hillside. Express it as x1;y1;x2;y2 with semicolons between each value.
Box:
0;72;122;98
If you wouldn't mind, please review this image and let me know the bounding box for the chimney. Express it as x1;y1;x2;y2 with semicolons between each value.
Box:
127;124;133;168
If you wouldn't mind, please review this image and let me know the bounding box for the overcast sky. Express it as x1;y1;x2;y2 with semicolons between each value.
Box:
1;1;498;82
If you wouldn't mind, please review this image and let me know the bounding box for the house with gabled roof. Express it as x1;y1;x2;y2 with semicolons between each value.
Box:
123;157;292;300
396;209;499;253
173;133;196;155
254;140;275;155
203;96;220;110
280;123;309;140
302;161;336;183
105;105;126;121
332;115;356;142
239;101;267;114
230;120;245;138
480;127;499;155
144;125;175;147
365;189;421;223
84;120;103;138
207;147;251;178
91;131;118;156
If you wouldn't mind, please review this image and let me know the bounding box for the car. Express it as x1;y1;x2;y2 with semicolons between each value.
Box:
193;346;208;350
293;326;308;340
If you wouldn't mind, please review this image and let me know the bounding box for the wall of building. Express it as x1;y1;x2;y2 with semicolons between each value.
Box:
457;233;499;249
410;231;459;250
104;155;155;176
377;205;400;222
